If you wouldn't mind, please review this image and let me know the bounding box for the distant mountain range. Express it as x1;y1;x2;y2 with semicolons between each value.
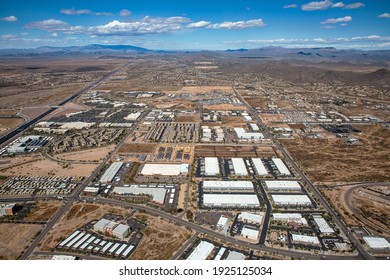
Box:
0;44;390;61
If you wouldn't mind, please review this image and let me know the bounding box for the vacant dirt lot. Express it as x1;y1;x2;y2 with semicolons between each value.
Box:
176;113;201;123
203;104;247;111
0;118;24;136
244;97;267;109
118;143;157;154
178;86;233;94
39;203;131;251
130;212;192;260
0;223;43;259
0;157;97;177
220;116;248;127
24;200;64;222
281;125;390;183
259;114;286;125
56;145;115;162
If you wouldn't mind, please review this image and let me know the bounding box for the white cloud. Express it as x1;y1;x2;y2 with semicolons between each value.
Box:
60;8;113;16
208;19;265;29
25;19;70;31
345;2;365;9
187;21;211;28
1;34;18;40
378;13;390;18
340;23;348;26
321;16;352;24
284;4;298;9
120;9;131;17
302;0;333;11
331;2;345;8
0;15;18;22
89;17;190;36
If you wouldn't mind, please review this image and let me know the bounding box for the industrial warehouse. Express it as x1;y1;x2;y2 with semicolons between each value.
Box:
202;193;261;208
264;180;302;191
100;162;124;184
271;194;312;207
201;180;255;192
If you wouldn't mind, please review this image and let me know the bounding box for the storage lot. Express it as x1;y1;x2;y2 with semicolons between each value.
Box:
0;175;81;196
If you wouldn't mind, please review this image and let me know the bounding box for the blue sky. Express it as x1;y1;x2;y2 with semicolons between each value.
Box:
0;0;389;50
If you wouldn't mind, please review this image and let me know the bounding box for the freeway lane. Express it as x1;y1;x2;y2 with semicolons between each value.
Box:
0;60;132;147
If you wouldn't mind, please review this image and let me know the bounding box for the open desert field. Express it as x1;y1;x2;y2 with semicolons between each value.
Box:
0;118;24;136
244;97;267;109
281;124;390;183
130;212;192;260
55;145;115;162
0;223;43;259
24;200;64;222
118;143;157;154
259;113;286;125
38;202;131;251
203;104;247;111
153;99;197;110
0;157;97;177
176;113;201;123
220;116;248;127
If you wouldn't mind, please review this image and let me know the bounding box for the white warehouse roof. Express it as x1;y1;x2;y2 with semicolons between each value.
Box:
313;215;334;234
186;241;215;260
141;163;189;176
272;195;312;206
251;158;268;176
100;162;123;183
363;237;390;249
202;180;254;190
292;234;320;245
113;187;167;204
241;226;260;240
204;157;220;176
234;128;264;140
238;212;263;224
231;158;248;176
264;180;301;191
273;213;307;225
272;158;291;176
203;194;260;208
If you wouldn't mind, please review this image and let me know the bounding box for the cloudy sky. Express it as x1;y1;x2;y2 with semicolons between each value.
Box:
0;0;389;50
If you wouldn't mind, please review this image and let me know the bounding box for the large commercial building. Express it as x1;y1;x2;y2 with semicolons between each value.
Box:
271;195;312;206
272;158;291;176
313;215;335;234
231;158;248;176
241;226;260;241
113;224;130;240
0;203;16;216
94;218;130;240
204;157;220;176
273;213;308;225
202;180;254;191
291;234;320;245
113;186;167;204
234;128;264;141
203;194;260;208
100;162;123;184
186;241;215;260
264;180;301;191
363;237;390;249
140;163;189;176
251;158;268;176
238;212;263;225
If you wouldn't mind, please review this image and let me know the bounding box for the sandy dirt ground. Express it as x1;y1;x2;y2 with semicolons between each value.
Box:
203;104;248;111
118;143;157;154
220;116;248;127
281;125;390;183
130;212;192;260
0;224;43;259
19;106;51;120
43;102;91;120
38;203;131;251
259;114;286;125
176;113;201;123
177;184;187;210
0;157;98;177
167;86;233;94
0;118;24;136
55;145;115;162
24;200;64;222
